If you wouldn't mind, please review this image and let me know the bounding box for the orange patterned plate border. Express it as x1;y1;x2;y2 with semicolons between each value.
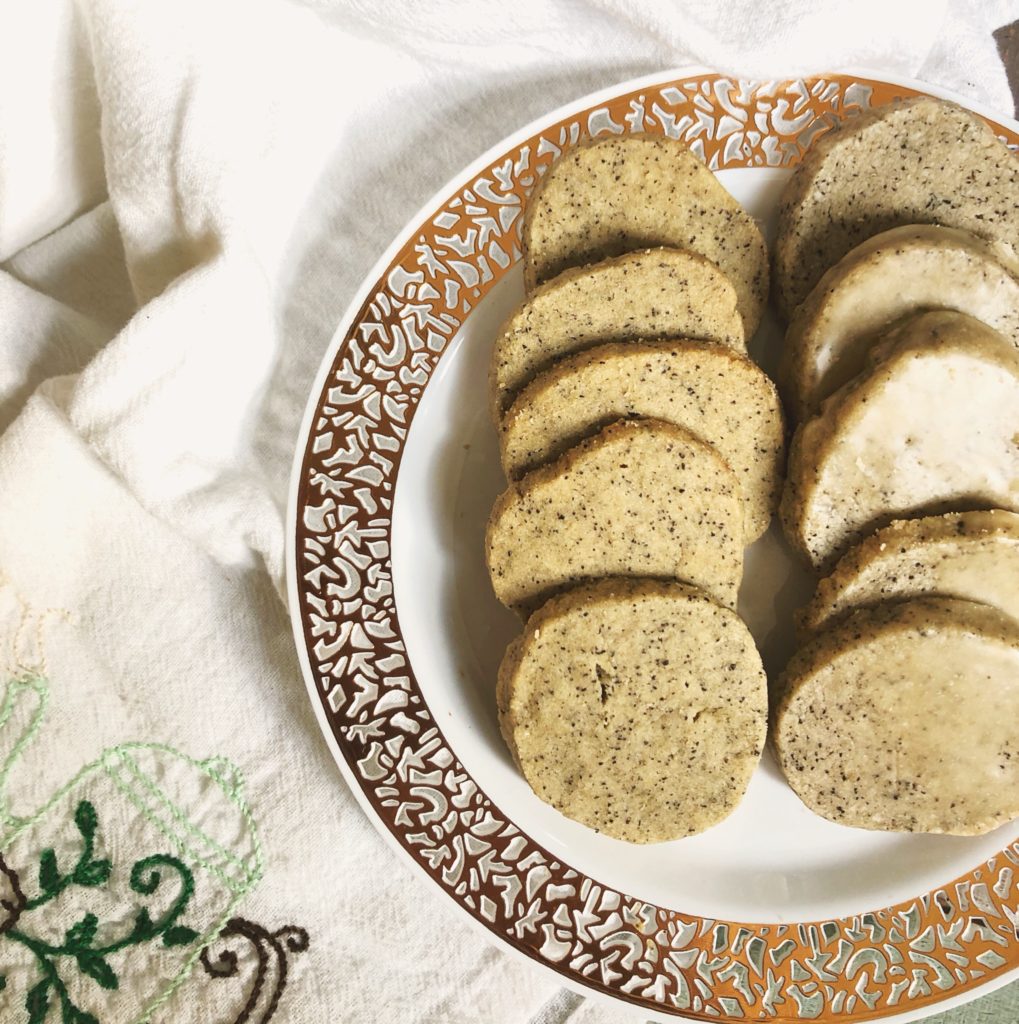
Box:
287;71;1019;1022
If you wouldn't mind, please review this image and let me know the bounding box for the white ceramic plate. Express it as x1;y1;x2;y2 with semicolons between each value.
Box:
287;69;1019;1022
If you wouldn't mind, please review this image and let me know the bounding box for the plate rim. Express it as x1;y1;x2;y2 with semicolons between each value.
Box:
285;65;1019;1023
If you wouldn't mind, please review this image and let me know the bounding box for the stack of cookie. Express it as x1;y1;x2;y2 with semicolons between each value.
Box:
773;97;1019;835
485;135;783;843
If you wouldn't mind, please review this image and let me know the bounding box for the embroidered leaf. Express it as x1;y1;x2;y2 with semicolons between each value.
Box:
25;978;50;1024
71;1010;99;1024
38;848;60;893
163;924;200;947
73;858;112;887
77;951;118;990
131;907;155;940
0;974;6;989
65;912;99;949
74;800;98;842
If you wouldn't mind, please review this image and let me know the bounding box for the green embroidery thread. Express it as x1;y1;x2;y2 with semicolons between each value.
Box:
111;750;253;884
0;676;49;830
2;798;202;1024
0;675;265;1023
0;585;308;1024
25;800;111;910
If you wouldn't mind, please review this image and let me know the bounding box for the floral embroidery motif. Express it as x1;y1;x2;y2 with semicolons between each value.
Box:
1;800;200;1023
0;663;306;1024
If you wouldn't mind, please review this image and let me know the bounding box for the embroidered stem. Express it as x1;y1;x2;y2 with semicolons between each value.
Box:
6;929;82;1022
15;856;195;962
24;800;109;912
204;918;269;1024
127;855;198;949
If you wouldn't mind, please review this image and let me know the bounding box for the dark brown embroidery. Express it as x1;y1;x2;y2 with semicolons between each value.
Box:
0;853;26;936
200;917;309;1024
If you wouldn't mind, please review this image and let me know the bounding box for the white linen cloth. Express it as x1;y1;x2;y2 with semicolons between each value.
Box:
0;1;1017;1021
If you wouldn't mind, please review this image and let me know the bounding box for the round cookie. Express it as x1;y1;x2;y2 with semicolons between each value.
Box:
498;578;768;843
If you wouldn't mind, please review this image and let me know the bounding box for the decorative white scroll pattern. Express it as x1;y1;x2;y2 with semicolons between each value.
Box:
294;75;1019;1019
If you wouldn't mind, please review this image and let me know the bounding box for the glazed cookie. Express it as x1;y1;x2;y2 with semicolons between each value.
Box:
781;311;1019;571
780;225;1019;420
774;96;1019;316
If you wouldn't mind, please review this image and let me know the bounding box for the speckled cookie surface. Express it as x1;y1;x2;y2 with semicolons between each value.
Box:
486;418;743;615
781;310;1019;572
521;134;768;336
798;510;1019;637
489;247;744;419
774;96;1019;317
497;578;768;843
775;597;1019;835
780;224;1019;420
499;340;785;541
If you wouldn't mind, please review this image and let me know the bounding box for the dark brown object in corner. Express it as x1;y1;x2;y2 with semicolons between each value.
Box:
994;20;1019;117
